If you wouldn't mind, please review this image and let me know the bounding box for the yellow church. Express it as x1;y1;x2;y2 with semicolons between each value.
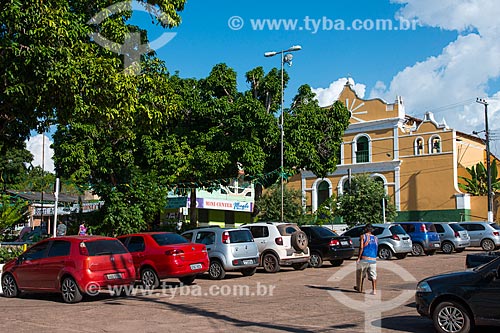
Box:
288;81;497;222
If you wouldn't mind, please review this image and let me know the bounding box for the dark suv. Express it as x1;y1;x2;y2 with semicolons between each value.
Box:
416;256;500;333
398;222;441;256
300;225;354;268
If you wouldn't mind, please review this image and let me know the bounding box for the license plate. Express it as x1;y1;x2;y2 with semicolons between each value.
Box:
243;259;254;265
106;273;122;280
434;243;440;247
190;263;202;270
341;241;349;246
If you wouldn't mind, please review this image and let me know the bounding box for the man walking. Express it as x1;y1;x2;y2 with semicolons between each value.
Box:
354;223;378;295
56;221;67;236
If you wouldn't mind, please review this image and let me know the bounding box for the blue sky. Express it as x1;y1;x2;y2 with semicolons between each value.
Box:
29;0;500;171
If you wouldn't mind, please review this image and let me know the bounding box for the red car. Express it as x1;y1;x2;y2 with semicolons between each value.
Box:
117;232;209;288
1;236;135;303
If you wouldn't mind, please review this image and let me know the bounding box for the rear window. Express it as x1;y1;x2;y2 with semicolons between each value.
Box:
152;233;189;246
424;223;437;232
389;225;407;235
313;227;338;237
277;224;300;236
449;223;465;232
84;239;128;256
229;230;254;243
490;223;500;230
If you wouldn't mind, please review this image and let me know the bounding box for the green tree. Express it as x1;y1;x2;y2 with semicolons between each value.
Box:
0;194;29;234
459;161;500;195
0;144;33;191
314;196;337;226
255;184;303;223
336;174;397;228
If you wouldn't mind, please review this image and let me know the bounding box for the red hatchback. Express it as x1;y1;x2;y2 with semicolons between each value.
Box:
117;232;209;288
1;236;135;303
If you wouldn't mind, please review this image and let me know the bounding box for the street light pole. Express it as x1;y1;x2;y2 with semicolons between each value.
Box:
477;98;493;222
265;45;301;222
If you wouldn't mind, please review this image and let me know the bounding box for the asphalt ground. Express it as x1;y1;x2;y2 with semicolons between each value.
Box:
0;248;497;333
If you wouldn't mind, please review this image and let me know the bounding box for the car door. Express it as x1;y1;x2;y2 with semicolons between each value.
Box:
461;223;484;247
124;236;146;275
469;260;500;322
38;240;72;290
14;241;50;289
245;226;269;254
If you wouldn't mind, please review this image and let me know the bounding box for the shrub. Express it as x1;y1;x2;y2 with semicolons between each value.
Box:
0;246;25;263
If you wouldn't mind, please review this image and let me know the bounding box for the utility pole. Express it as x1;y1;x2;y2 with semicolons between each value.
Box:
477;98;493;223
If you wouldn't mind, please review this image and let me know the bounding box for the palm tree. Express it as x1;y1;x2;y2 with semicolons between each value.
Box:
458;161;500;195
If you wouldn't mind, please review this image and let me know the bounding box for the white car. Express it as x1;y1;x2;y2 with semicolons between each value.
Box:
240;222;309;273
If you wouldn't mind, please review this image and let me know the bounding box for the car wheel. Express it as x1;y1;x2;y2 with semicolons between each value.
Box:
61;277;83;303
179;275;196;285
291;231;308;252
412;243;424;256
433;300;472;333
1;273;19;298
208;260;226;280
378;246;393;260
241;267;257;276
292;262;308;270
395;253;408;259
262;253;280;273
309;252;323;268
141;268;160;289
330;260;344;267
481;238;495;251
441;242;455;254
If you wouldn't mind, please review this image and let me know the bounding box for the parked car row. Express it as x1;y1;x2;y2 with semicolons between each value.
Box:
2;221;499;304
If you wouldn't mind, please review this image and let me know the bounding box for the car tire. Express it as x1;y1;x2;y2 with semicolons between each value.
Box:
432;300;472;333
292;262;308;270
208;260;226;280
378;246;393;260
330;260;344;267
309;252;323;268
262;253;280;273
412;243;424;256
395;253;408;260
1;273;19;298
141;268;160;289
179;275;196;285
481;238;496;251
241;267;257;276
291;231;308;252
441;241;455;254
61;277;83;303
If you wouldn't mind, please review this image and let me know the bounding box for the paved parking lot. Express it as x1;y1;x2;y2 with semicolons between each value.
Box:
0;249;497;333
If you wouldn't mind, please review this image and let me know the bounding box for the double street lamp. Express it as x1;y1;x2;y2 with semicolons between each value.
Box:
264;45;302;222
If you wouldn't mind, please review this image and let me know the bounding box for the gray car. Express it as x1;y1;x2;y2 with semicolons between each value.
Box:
182;227;259;279
341;223;412;260
433;222;470;254
458;222;500;251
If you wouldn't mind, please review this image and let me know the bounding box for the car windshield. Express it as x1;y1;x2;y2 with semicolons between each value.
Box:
473;255;500;272
390;225;406;235
490;223;500;230
314;227;339;237
84;239;129;256
228;230;254;243
152;233;190;246
450;223;465;232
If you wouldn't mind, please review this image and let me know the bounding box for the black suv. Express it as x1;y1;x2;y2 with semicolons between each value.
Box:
416;256;500;333
300;226;354;268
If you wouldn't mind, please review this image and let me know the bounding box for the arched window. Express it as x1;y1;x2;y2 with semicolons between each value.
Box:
430;136;441;154
317;181;329;207
414;137;424;155
355;136;370;163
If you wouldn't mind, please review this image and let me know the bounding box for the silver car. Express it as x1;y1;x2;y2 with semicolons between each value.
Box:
341;223;412;260
182;227;259;279
458;222;500;251
433;222;470;254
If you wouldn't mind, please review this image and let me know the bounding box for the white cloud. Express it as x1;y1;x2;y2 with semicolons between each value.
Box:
26;134;55;174
312;78;366;107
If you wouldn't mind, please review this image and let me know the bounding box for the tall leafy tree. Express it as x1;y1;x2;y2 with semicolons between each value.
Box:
255;184;303;223
337;174;397;228
459;161;500;195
